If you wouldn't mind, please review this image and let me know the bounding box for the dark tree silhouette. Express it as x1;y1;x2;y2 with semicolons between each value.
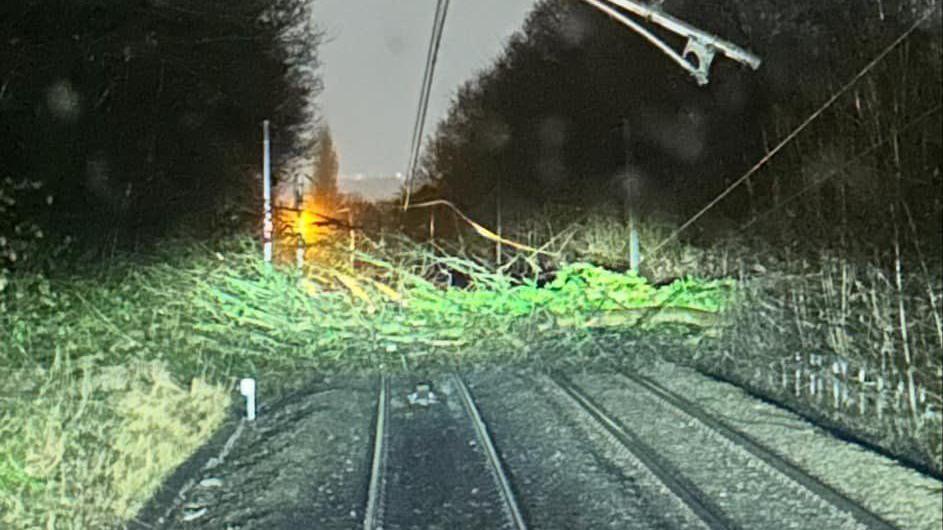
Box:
0;0;323;256
419;0;940;249
313;126;339;206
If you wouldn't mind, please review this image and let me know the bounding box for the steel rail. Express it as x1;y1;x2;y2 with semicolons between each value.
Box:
549;372;735;530
619;370;901;530
452;374;529;530
363;374;390;530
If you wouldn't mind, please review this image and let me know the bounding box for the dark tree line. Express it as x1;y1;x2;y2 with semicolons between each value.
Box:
418;0;941;252
0;0;322;260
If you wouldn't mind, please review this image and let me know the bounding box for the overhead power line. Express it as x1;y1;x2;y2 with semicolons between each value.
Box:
406;0;443;181
403;0;450;211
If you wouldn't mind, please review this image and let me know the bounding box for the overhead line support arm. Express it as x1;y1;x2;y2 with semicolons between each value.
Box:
580;0;762;85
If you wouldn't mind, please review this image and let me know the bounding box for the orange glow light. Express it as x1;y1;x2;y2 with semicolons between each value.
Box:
277;194;334;246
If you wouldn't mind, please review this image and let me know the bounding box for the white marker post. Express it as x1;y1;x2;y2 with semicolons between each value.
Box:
262;120;273;263
240;378;256;421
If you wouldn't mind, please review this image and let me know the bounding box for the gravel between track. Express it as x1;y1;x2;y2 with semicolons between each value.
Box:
467;369;710;530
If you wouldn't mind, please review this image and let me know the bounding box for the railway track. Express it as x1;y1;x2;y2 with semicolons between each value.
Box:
453;374;529;530
615;370;901;530
547;373;734;530
363;374;527;530
546;371;901;530
141;367;936;529
363;375;390;530
360;370;902;530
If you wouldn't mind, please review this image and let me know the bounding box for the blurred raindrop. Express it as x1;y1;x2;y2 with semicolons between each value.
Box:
538;116;567;147
85;151;120;208
537;155;566;186
638;104;707;164
559;9;592;47
46;80;81;122
385;33;406;55
480;117;511;152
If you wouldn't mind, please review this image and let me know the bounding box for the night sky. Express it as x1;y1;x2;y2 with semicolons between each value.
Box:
315;0;535;186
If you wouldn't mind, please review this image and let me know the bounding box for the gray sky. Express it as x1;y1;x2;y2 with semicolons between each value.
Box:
314;0;536;184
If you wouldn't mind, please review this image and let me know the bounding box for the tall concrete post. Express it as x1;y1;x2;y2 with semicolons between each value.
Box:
623;119;641;272
262;120;273;263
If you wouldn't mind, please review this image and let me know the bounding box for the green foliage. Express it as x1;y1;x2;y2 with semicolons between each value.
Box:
1;237;732;380
408;261;733;323
0;452;44;495
0;236;733;527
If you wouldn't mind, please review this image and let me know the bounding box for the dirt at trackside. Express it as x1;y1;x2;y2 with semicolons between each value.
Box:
128;375;377;530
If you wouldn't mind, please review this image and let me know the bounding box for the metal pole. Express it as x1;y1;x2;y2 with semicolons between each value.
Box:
629;213;641;272
496;174;503;266
623;119;640;272
262;120;273;263
348;209;355;268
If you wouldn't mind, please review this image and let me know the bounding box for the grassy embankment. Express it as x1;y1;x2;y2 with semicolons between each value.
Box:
0;232;732;528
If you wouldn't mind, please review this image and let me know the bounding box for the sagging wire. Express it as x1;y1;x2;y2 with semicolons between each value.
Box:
405;199;551;255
